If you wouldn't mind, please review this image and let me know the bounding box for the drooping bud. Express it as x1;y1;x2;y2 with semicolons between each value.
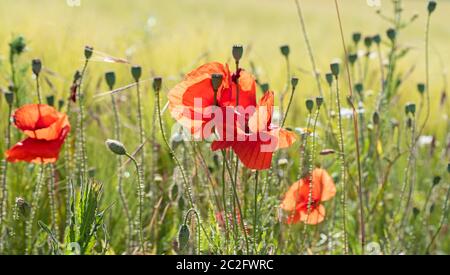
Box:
316;97;324;108
46;95;55;106
4;91;14;106
105;139;127;155
306;99;314;113
153;77;162;92
84;45;93;60
211;73;223;92
330;62;340;77
104;71;116;90
373;34;381;45
325;73;333;86
280;45;290;57
291;77;299;89
427;1;437;14
32;59;42;76
232;44;243;62
352;32;362;45
417;83;426;95
386;28;396;42
178;224;190;251
131;65;142;82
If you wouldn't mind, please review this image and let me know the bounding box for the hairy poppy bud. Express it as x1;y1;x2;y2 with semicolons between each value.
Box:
373;34;381;44
32;59;42;76
211;73;223;92
104;71;116;90
4;91;14;106
232;44;243;62
291;77;299;89
364;36;373;48
316;97;324;108
46;95;55;106
280;45;290;57
9;35;26;56
131;65;142;82
427;1;437;14
348;53;358;65
105;139;127;155
417;83;426;95
153;77;162;92
306;99;314;113
386;28;396;42
352;32;362;44
325;73;333;86
84;45;93;60
260;83;269;92
330;62;340;77
178;224;190;250
372;111;380;125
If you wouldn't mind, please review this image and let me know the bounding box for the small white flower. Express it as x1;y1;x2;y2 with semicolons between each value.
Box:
418;135;433;146
67;0;81;7
146;16;157;31
367;0;381;8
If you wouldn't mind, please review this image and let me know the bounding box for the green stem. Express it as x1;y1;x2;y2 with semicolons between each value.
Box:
26;165;45;254
253;171;259;254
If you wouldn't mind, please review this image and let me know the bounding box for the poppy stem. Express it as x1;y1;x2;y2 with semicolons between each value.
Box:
135;80;146;191
0;102;12;249
281;83;297;128
47;164;59;236
25;164;45;254
76;58;90;191
184;208;201;255
221;151;230;252
253;170;259;254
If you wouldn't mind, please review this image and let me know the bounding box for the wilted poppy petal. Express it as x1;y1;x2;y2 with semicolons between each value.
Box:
271;128;297;150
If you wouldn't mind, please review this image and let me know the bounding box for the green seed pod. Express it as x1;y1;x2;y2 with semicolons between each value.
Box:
373;111;380;125
291;77;299;89
405;103;411;115
58;99;65;110
178;224;190;250
325;73;333;86
105;139;127;155
232;44;243;62
432;176;441;187
417;83;426;95
373;34;381;45
280;45;290;57
211;73;223;92
84;45;93;60
4;91;14;106
131;65;142;82
316;97;324;108
153;77;162;92
32;59;42;76
427;1;437;14
9;35;26;56
412;207;420;217
260;83;269;92
409;103;416;115
330;62;340;76
364;36;373;48
352;32;362;44
386;28;396;42
355;83;364;95
305;99;314;113
104;71;116;90
46;95;55;106
348;53;358;65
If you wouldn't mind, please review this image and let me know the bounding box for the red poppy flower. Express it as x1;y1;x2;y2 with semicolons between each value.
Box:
168;62;257;139
6;104;71;164
211;91;296;170
280;168;336;225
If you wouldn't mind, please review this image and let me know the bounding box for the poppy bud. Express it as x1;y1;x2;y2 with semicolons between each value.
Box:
9;35;26;56
153;77;162;92
15;197;30;218
84;45;93;60
4;91;14;106
305;99;314;113
432;176;441;187
178;224;190;250
32;59;42;76
260;83;269;92
211;73;223;92
348;53;357;65
408;103;416;115
104;71;116;90
352;32;362;44
131;65;142;82
417;83;426;95
386;28;396;42
232;44;243;62
373;111;380;125
364;36;373;48
280;45;290;57
316;97;324;108
46;95;55;106
330;62;340;77
355;83;364;95
325;73;333;86
105;139;127;155
291;77;299;89
373;34;381;45
427;1;437;14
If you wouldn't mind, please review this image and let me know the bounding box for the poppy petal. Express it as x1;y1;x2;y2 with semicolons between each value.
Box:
231;138;273;170
312;168;336;202
299;204;326;225
248;91;274;133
